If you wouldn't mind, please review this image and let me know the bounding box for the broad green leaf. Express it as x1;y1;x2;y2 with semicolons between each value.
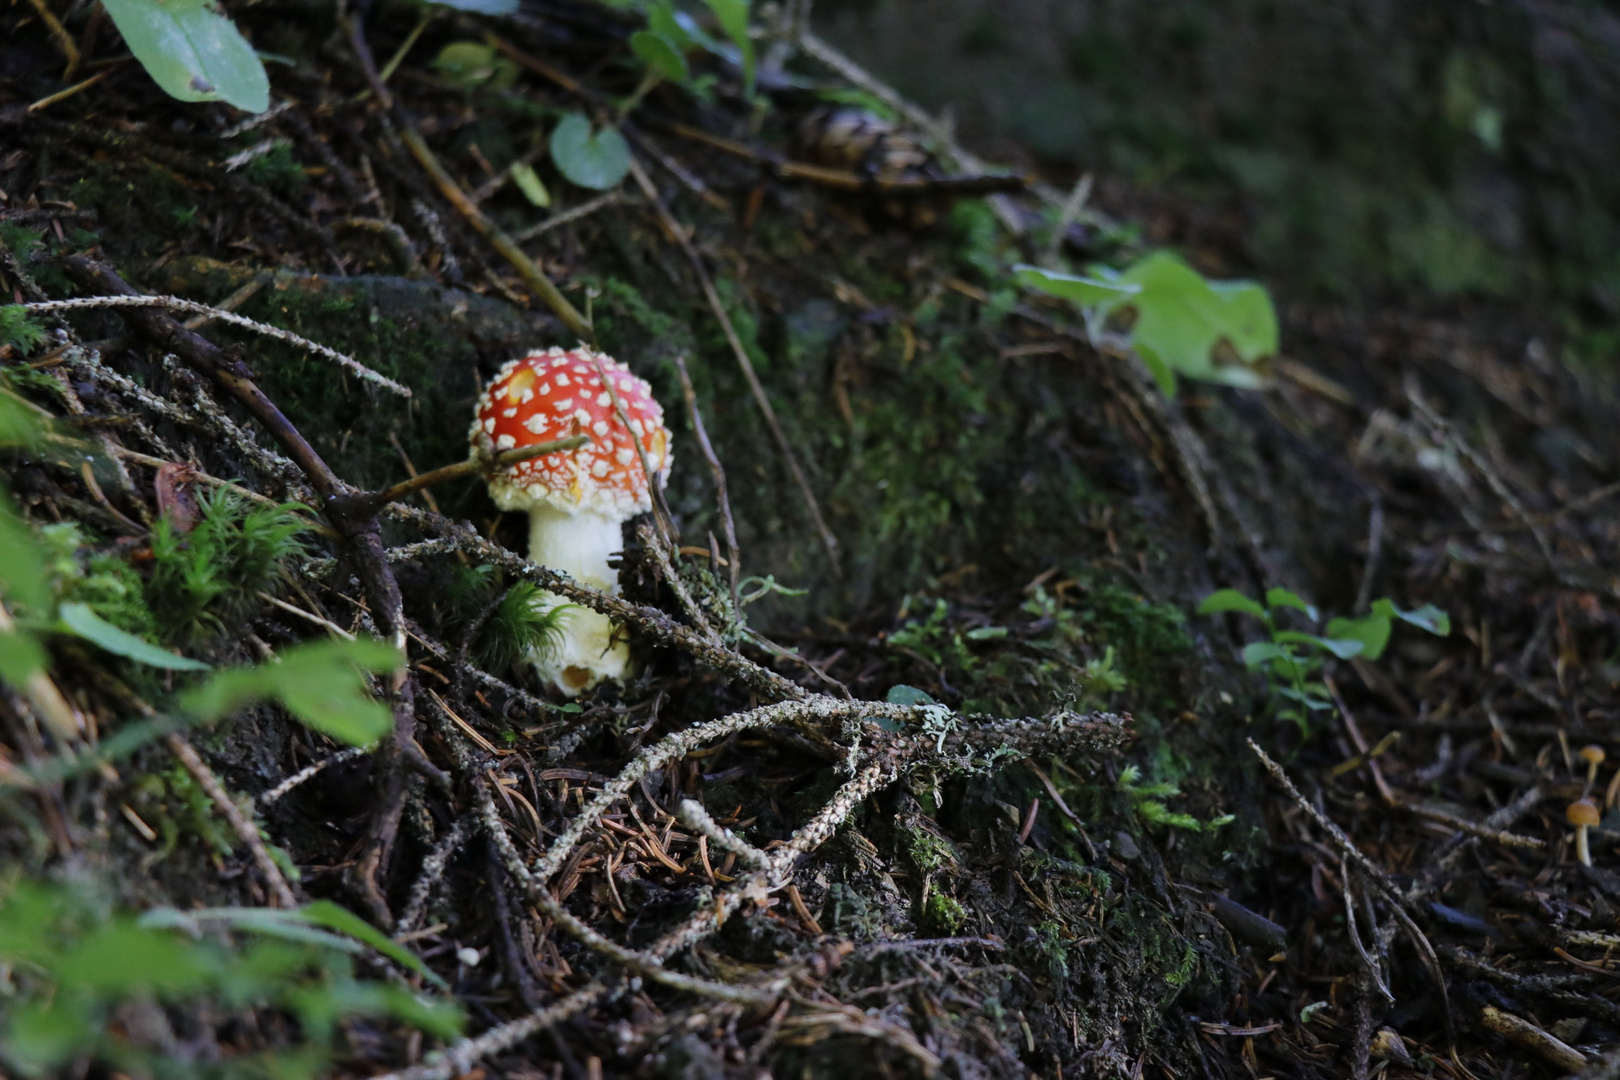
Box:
548;113;632;191
3;999;94;1073
1375;599;1451;636
99;0;270;113
702;0;754;95
0;494;49;611
59;602;211;671
963;626;1009;641
0;388;45;448
1325;613;1393;661
53;921;218;993
510;161;551;208
1197;589;1266;618
647;1;694;47
0;629;46;685
631;29;690;83
1014;264;1141;307
1116;251;1277;392
182;639;400;746
1264;588;1316;619
322;982;464;1042
1241;641;1289;667
428;0;518;14
885;683;937;707
301;901;446;989
1314;636;1367;660
1135;342;1177;398
430;41;515;88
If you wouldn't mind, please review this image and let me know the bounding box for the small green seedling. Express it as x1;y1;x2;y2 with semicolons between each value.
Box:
1198;587;1449;737
1118;763;1233;832
1016;250;1279;397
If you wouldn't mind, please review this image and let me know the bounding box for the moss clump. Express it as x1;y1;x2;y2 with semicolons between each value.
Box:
924;891;968;934
146;490;310;646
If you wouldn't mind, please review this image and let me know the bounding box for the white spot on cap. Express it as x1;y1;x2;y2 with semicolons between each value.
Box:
591;458;610;478
630;419;644;435
518;389;534;403
574;409;591;424
482;418;496;434
596;392;611;406
501;407;517;417
537;382;550;396
524;414;549;434
553;398;573;411
496;434;516;450
616;448;633;465
555;373;570;386
592;420;610;436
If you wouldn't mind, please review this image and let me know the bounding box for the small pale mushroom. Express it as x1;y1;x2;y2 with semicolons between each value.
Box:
1581;744;1606;795
470;346;671;695
1567;797;1600;867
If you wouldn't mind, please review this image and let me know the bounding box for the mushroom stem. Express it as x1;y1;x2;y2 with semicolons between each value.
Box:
1576;825;1593;867
526;506;630;694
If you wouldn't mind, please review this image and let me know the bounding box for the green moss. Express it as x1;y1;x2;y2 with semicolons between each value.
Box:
923;891;967;934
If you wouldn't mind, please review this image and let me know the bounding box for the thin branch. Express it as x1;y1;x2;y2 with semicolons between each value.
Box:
369;436;590;509
22;295;412;398
168;733;297;909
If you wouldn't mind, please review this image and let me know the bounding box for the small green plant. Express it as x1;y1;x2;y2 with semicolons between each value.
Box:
1118;763;1233;832
146;488;311;645
475;581;575;672
0;305;47;355
0;879;460;1078
1198;587;1449;736
1016;251;1279;397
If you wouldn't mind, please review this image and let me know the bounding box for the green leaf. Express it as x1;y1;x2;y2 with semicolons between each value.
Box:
59;602;211;671
138;906;365;955
300;901;446;989
509;161;551;208
1135;342;1177;397
1014;264;1142;307
0;494;49;612
53;920;218;994
181;639;400;746
1375;599;1451;637
1265;588;1317;620
1313;636;1367;660
963;626;1009;641
99;0;270;113
3;999;94;1073
631;29;690;83
702;0;754;95
1241;641;1289;668
885;684;936;710
548;112;631;191
1325;612;1393;661
0;387;45;447
1115;251;1277;391
1197;589;1266;618
430;41;515;88
0;629;46;686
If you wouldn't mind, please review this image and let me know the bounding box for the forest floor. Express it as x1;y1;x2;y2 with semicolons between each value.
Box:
2;2;1620;1079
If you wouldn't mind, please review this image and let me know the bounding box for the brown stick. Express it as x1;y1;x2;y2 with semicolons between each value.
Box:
368;436;590;509
167;733;299;909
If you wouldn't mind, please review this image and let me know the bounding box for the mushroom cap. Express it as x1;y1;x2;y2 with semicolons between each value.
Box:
1567;798;1601;827
471;347;670;518
1581;744;1607;766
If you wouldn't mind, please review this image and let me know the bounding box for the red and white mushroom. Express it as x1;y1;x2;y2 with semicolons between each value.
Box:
471;347;671;694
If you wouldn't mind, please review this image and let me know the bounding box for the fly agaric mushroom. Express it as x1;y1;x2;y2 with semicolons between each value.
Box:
471;347;671;694
1567;797;1600;867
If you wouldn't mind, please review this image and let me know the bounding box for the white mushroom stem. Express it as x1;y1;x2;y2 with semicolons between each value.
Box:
1576;824;1593;867
525;506;630;695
